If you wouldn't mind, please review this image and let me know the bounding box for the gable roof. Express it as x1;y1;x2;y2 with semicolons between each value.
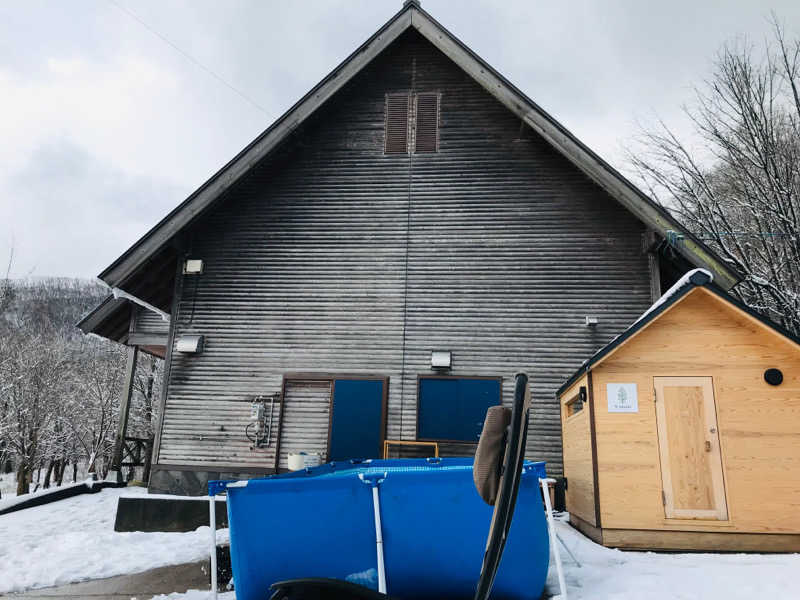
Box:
98;0;741;291
557;269;800;395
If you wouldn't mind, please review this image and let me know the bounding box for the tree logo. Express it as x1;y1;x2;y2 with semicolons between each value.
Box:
617;387;630;408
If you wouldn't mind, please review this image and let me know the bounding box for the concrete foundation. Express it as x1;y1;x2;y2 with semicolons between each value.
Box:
148;467;267;496
114;496;227;532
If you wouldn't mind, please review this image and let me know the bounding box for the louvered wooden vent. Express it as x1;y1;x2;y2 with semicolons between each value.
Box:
414;93;439;153
385;94;410;154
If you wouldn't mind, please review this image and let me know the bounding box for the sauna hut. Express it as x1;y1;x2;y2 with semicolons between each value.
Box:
558;269;800;552
78;1;742;496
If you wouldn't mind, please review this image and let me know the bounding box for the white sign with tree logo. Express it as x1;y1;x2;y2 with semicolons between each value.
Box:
607;383;638;413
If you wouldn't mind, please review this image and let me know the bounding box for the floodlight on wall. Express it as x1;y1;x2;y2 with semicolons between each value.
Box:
183;259;204;275
176;335;204;354
585;316;598;327
431;350;452;369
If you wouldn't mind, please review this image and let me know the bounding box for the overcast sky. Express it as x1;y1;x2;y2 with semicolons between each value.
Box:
1;0;798;279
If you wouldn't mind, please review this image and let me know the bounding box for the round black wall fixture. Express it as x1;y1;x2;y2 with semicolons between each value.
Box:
764;368;783;386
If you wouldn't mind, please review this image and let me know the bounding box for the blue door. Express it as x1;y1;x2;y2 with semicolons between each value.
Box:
328;379;386;461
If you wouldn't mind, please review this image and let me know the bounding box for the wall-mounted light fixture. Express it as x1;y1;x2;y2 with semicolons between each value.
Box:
183;259;204;275
431;350;452;369
176;335;204;354
585;316;598;327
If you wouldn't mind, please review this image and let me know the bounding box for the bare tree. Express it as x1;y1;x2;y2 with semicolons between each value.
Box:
629;18;800;334
0;245;13;315
0;326;68;494
62;339;126;478
0;270;164;495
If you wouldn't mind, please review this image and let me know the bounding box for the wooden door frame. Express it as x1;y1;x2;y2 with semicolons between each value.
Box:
277;373;389;471
654;376;728;520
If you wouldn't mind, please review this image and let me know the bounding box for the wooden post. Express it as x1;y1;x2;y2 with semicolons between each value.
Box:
142;434;154;483
111;345;139;481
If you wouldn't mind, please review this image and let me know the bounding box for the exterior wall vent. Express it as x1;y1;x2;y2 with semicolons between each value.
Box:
414;92;439;153
384;93;410;154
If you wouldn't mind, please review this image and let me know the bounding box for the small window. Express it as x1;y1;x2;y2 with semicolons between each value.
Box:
384;94;410;154
565;386;587;417
417;376;502;442
414;93;439;153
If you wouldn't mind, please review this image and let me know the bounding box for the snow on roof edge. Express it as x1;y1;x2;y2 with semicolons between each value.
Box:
633;268;713;327
561;268;713;394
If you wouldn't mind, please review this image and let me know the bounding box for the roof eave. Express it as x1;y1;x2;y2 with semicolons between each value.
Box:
556;274;800;396
76;294;131;343
98;4;415;288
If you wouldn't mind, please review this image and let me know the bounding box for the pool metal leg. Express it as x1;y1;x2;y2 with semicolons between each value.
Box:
209;494;218;600
540;477;567;600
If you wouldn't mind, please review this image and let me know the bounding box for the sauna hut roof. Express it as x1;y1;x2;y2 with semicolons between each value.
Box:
557;269;800;395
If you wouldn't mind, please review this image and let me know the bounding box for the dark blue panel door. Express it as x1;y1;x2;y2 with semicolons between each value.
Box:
328;379;385;461
417;377;502;442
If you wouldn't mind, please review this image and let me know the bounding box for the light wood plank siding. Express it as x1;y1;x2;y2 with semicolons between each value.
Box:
156;30;651;475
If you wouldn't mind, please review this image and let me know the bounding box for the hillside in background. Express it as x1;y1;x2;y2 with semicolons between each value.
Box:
0;277;161;496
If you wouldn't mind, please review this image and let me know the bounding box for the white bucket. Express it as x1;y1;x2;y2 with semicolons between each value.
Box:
287;452;322;471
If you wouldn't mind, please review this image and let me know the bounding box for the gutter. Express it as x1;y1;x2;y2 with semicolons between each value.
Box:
112;287;170;322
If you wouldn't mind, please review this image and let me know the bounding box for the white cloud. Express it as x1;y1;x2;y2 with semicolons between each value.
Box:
0;54;181;182
0;0;798;278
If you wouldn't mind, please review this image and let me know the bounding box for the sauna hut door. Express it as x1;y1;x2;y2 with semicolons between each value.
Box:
654;376;728;520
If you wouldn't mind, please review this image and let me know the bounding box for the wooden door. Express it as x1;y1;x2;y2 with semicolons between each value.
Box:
654;376;728;520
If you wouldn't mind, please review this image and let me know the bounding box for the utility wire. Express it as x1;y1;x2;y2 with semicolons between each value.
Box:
666;229;796;246
107;0;270;116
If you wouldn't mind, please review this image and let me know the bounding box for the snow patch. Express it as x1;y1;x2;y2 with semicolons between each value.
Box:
547;514;799;599
0;481;88;512
0;486;228;594
633;267;712;326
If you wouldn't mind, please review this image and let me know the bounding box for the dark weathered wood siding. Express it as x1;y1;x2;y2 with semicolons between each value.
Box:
155;30;651;475
131;305;169;337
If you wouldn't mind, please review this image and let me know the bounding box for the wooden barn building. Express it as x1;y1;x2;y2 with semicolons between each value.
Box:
78;1;740;496
558;270;800;551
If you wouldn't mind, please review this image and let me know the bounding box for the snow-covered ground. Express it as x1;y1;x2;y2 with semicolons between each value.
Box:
0;486;227;594
545;515;798;599
0;486;796;600
0;464;94;501
155;515;799;600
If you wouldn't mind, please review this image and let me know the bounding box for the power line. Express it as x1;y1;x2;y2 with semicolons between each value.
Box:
666;229;796;246
107;0;270;116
